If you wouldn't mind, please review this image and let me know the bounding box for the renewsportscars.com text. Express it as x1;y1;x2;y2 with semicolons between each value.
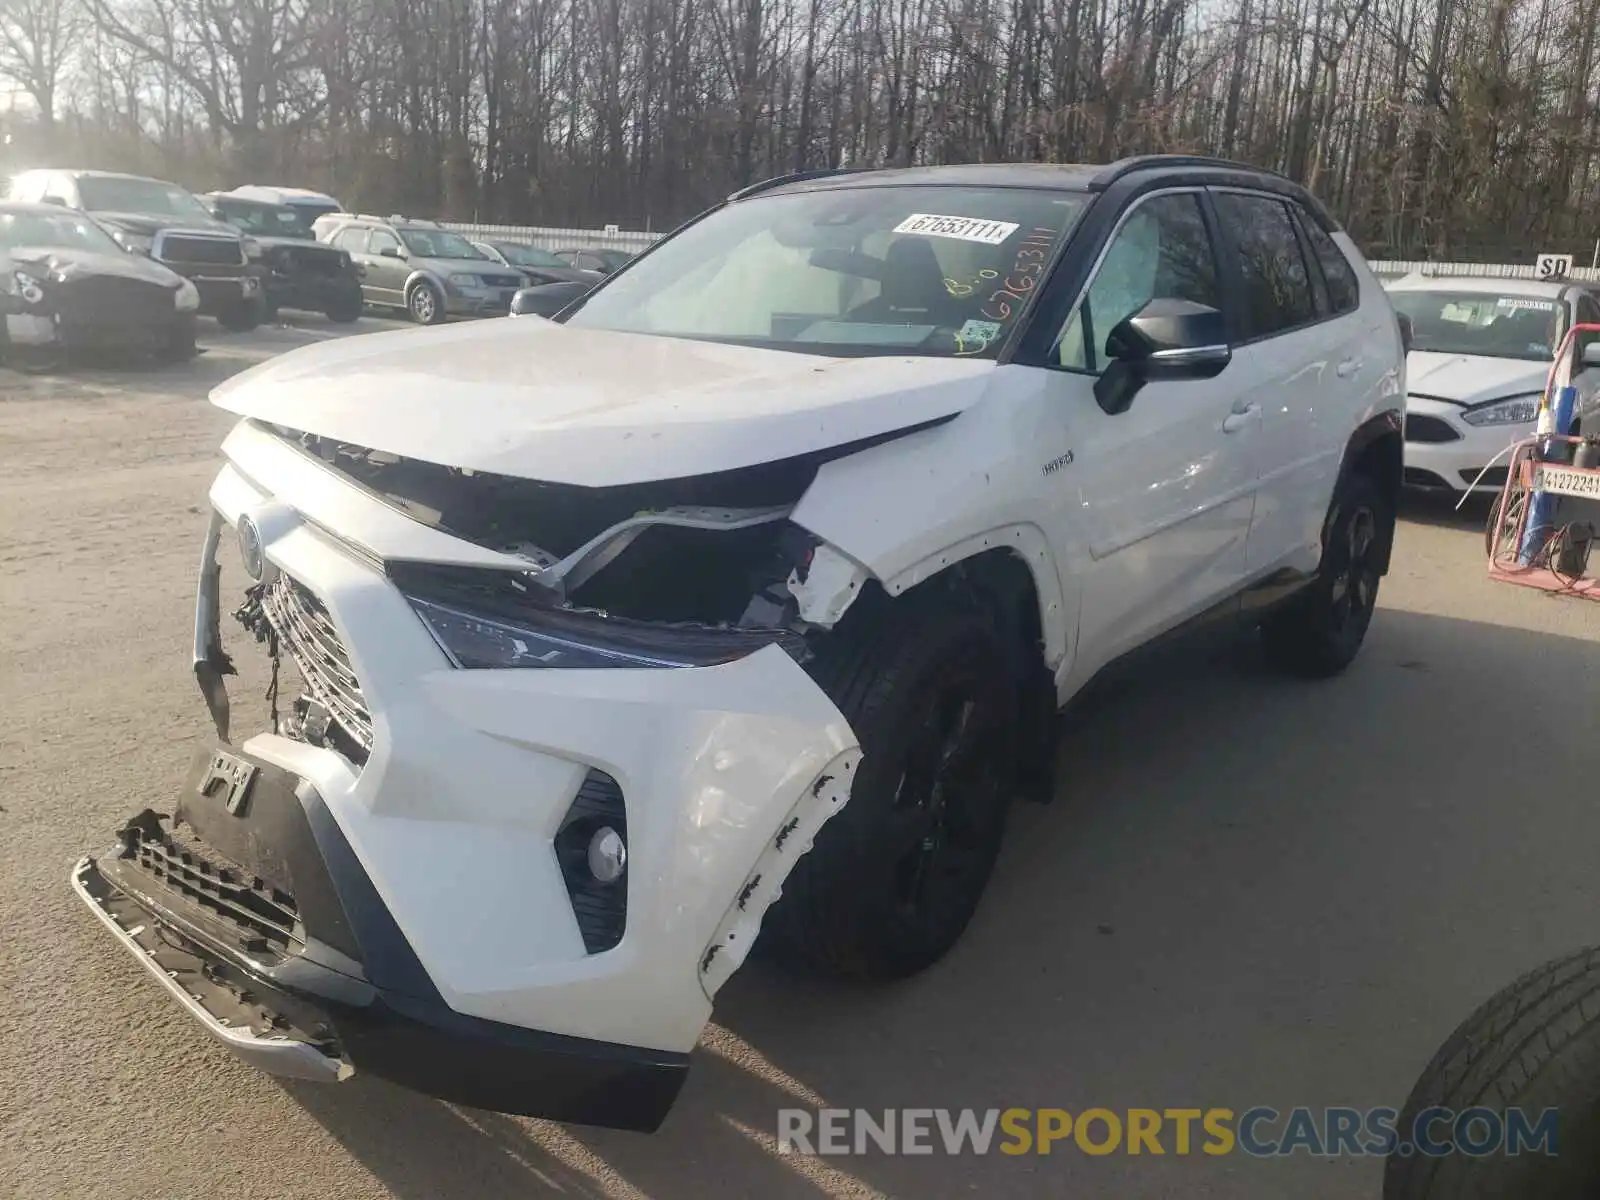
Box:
776;1106;1558;1158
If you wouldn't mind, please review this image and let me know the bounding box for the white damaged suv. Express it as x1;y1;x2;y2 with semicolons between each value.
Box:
72;156;1405;1131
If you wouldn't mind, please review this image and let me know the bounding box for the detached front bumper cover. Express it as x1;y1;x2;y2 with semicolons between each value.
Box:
70;749;691;1132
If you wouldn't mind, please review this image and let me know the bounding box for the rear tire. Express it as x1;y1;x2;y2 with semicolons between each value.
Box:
324;294;362;324
1261;470;1388;678
767;604;1017;981
1384;947;1600;1199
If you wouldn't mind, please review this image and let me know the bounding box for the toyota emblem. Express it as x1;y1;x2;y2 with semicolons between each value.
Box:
237;515;266;581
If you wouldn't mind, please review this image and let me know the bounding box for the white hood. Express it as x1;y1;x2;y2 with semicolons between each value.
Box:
210;318;994;486
1406;351;1547;407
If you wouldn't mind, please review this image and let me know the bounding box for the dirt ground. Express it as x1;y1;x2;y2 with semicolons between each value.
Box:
2;319;1599;1199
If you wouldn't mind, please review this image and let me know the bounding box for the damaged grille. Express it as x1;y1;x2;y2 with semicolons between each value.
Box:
157;234;246;267
261;575;375;753
121;815;302;954
54;276;171;323
274;245;346;278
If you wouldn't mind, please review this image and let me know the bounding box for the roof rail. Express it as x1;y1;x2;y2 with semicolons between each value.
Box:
1088;154;1294;190
727;166;877;202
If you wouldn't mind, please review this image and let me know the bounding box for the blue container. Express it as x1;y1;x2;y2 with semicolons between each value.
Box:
1520;386;1579;563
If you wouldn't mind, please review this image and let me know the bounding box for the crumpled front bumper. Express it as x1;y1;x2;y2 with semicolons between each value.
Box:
73;418;861;1127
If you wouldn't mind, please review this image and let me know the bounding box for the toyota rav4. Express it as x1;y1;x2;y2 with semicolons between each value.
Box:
72;156;1405;1133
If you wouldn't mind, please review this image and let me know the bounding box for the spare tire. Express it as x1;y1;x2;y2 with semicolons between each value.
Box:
1385;947;1600;1199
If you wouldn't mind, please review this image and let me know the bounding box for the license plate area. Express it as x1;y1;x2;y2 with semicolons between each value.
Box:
1532;465;1600;498
198;748;258;816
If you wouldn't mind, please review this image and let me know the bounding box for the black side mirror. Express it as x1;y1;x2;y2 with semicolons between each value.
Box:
1094;298;1232;415
1397;312;1415;354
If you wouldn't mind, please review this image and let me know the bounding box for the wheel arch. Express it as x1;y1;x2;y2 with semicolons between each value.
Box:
1337;409;1403;573
403;268;444;298
794;534;1066;806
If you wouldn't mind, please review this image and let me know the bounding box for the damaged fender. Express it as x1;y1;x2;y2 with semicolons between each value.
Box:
789;406;1077;674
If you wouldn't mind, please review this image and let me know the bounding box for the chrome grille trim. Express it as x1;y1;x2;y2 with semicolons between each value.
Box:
262;575;374;751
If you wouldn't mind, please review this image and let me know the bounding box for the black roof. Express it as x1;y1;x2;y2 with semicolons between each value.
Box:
736;155;1337;229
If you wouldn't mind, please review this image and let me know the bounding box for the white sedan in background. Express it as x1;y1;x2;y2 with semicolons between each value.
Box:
1386;274;1600;494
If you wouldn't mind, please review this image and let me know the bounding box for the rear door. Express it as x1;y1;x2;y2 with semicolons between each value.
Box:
1210;190;1351;579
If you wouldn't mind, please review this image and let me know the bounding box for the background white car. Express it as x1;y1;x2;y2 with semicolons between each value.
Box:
1387;274;1600;495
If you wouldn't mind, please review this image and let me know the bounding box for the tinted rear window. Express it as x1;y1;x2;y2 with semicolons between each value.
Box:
1214;192;1316;338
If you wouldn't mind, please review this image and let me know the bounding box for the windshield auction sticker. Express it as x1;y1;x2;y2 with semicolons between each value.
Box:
893;214;1020;245
1496;298;1557;311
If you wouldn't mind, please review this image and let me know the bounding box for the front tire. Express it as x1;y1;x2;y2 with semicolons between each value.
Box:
767;605;1017;981
155;322;198;364
407;281;445;325
1384;947;1600;1199
1260;470;1388;677
216;297;263;333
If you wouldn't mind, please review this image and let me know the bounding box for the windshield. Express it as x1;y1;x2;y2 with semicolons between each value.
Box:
0;210;124;254
1390;289;1564;362
78;177;214;221
563;185;1090;357
217;201;312;239
494;242;566;268
399;229;485;260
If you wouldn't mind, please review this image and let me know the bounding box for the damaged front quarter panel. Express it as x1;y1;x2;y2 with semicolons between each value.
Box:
786;542;873;628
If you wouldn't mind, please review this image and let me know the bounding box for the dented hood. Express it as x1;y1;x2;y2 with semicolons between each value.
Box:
5;245;184;288
210;317;994;485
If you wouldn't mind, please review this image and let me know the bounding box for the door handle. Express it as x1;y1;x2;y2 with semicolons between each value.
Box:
1222;403;1259;434
1336;357;1362;378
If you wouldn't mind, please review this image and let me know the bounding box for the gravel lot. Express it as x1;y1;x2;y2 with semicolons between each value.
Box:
2;319;1598;1199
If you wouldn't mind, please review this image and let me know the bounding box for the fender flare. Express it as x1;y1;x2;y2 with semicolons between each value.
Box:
791;523;1075;674
402;268;446;299
1334;408;1404;572
878;524;1073;672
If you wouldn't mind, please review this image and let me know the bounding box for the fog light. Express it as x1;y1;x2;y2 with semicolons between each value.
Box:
587;826;626;883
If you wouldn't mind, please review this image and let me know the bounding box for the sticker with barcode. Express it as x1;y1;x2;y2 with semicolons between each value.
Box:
893;214;1020;245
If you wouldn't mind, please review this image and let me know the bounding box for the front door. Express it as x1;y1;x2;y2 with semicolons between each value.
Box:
1036;189;1259;678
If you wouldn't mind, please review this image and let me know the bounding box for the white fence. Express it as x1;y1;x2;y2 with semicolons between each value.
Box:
441;221;660;254
437;222;1598;285
1369;260;1600;282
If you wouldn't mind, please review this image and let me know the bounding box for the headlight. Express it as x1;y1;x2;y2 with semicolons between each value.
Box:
112;229;153;255
1461;393;1542;427
241;236;263;260
403;593;805;669
174;279;200;312
448;272;481;287
13;271;45;305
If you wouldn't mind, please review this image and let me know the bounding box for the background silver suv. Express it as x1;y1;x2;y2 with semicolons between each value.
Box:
318;215;524;324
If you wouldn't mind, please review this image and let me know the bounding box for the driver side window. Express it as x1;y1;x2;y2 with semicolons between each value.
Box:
369;230;401;255
1054;193;1221;373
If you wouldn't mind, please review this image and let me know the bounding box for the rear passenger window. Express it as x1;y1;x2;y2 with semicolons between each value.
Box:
1213;192;1315;339
1299;211;1359;314
333;227;368;252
